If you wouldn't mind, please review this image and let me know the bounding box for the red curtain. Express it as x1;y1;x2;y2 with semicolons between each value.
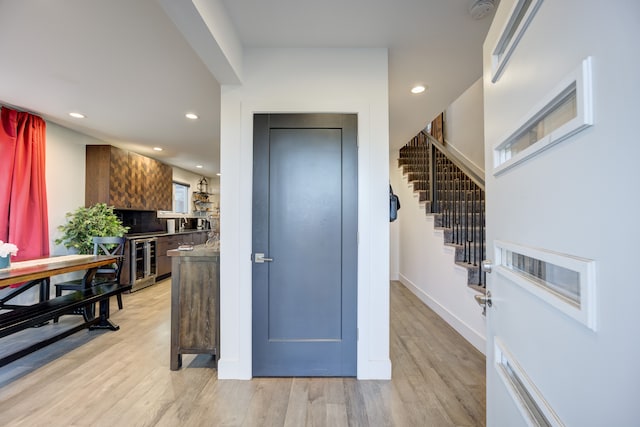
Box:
0;106;50;261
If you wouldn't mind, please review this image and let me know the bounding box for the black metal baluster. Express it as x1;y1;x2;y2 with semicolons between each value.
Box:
473;186;479;267
479;189;485;286
453;175;457;244
428;141;435;214
469;185;475;265
448;164;453;233
464;180;469;263
446;164;450;229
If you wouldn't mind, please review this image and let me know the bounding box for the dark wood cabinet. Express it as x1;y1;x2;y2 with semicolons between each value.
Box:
127;151;147;210
86;145;172;211
157;238;170;279
193;231;208;245
168;246;220;370
149;161;172;211
85;145;129;208
157;232;209;279
157;234;183;278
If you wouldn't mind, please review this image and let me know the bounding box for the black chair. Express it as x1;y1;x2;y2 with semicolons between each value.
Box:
55;236;126;310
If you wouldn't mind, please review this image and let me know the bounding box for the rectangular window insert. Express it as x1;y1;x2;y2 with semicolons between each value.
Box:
495;340;563;427
494;0;533;58
501;248;580;307
502;84;577;161
502;360;552;427
491;0;544;83
493;57;593;176
494;240;597;330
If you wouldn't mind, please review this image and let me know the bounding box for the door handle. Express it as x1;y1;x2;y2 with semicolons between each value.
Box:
254;253;273;263
474;291;492;315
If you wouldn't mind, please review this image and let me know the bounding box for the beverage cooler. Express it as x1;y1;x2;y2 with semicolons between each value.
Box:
130;237;157;291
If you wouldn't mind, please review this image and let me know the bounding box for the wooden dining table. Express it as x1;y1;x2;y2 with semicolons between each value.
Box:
0;254;129;367
0;254;117;288
0;254;118;306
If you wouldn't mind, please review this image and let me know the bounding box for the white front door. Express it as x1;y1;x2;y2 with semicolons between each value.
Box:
483;1;640;425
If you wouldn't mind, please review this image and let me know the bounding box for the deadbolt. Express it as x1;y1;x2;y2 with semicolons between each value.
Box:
481;259;493;273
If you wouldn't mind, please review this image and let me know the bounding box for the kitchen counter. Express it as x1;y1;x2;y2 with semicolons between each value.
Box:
167;245;219;258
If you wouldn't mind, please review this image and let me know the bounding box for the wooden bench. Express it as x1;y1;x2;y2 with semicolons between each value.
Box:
0;282;131;367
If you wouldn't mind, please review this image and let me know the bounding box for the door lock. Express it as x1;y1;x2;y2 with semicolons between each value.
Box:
254;253;273;263
474;291;492;315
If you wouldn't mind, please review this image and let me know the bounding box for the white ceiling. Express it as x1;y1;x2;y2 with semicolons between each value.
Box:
0;0;495;181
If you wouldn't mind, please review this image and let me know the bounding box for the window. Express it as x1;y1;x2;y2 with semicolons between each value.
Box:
173;182;190;214
500;247;580;306
493;57;594;176
491;0;544;82
494;339;564;426
494;240;597;330
499;83;577;162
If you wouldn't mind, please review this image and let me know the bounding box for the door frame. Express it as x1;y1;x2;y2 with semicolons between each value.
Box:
218;101;392;380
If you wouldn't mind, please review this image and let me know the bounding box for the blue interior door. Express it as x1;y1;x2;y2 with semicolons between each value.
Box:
252;113;357;377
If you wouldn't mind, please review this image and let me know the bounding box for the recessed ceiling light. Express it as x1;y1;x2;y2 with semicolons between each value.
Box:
153;147;163;151
216;173;221;176
196;165;203;169
185;113;198;120
411;85;427;94
69;112;86;119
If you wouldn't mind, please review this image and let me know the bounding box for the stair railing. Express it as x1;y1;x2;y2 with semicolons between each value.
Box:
399;131;486;288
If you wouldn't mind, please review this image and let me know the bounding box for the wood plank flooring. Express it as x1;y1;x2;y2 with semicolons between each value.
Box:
0;280;485;426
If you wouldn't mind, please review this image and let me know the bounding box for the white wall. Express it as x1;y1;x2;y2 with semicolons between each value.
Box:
46;122;102;256
444;78;485;176
391;164;486;353
220;48;391;379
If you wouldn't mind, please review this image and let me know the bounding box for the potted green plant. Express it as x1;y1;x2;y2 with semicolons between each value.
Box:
55;203;129;254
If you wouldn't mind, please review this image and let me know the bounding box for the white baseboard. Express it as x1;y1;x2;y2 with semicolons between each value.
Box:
217;358;252;380
357;359;392;380
399;274;486;355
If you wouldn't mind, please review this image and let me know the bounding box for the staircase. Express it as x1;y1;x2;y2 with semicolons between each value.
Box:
398;131;486;294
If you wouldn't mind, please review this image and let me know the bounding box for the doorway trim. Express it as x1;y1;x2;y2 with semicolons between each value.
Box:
218;103;392;380
216;48;391;381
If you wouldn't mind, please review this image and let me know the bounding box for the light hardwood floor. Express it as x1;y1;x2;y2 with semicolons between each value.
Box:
0;280;485;426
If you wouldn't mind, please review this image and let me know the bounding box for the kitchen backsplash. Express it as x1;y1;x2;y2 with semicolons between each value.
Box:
115;210;187;234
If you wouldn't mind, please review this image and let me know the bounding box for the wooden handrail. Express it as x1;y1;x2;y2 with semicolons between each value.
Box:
421;131;485;190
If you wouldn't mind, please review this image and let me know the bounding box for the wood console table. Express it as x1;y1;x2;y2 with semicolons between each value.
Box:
168;246;220;370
